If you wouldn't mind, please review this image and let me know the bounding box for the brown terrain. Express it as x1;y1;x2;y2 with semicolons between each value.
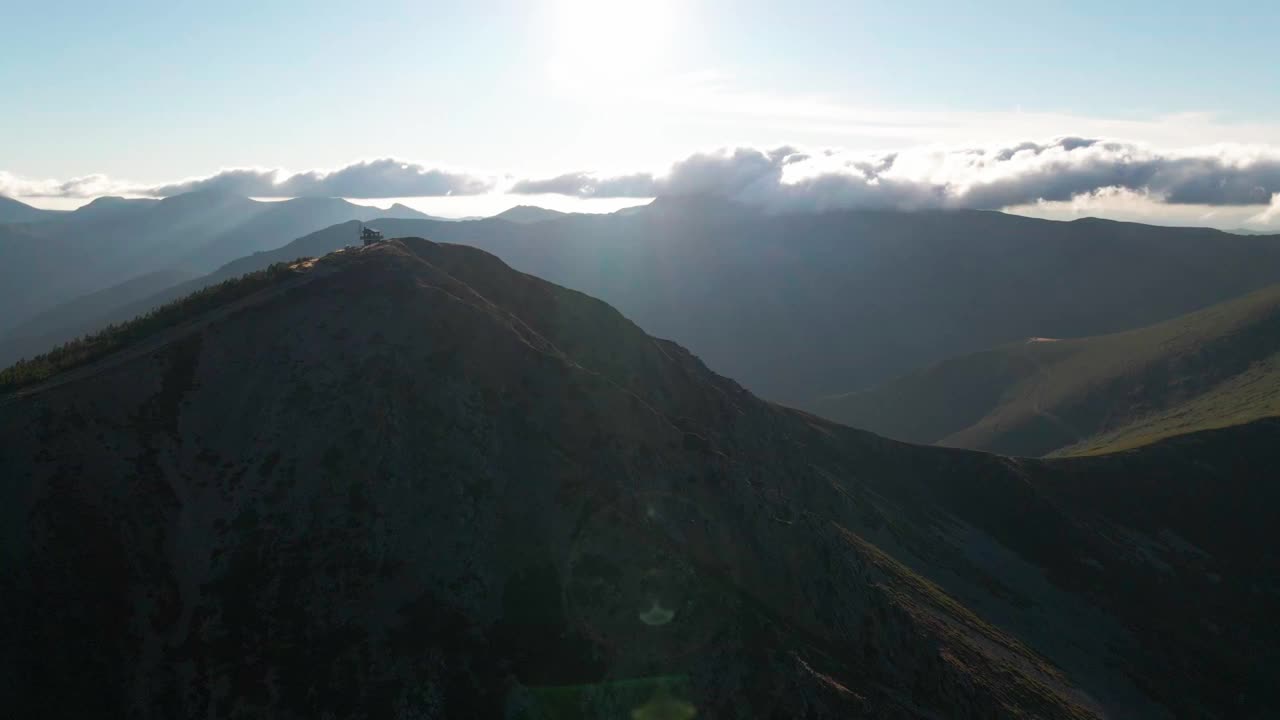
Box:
2;238;1277;718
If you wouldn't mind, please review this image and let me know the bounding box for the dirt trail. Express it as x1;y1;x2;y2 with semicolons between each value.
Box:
0;261;341;409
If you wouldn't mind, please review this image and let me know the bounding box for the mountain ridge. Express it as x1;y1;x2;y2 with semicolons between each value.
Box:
9;203;1280;407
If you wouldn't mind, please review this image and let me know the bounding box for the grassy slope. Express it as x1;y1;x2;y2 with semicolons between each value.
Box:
0;259;308;393
814;283;1280;456
1058;353;1280;455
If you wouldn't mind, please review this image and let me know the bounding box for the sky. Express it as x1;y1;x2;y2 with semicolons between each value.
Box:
4;0;1280;227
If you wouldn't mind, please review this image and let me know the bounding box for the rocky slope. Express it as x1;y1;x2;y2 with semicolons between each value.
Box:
2;238;1277;718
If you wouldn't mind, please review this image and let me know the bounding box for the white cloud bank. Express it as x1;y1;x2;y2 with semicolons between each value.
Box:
1250;193;1280;226
1;159;493;200
5;139;1280;228
511;138;1280;213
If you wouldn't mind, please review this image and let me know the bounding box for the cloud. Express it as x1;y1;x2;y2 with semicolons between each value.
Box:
2;159;493;199
0;171;131;199
149;159;493;198
509;171;658;197
1248;193;1280;227
509;139;1280;213
6;141;1280;228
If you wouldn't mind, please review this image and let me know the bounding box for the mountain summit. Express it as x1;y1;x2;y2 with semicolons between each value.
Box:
492;204;569;223
3;238;1277;717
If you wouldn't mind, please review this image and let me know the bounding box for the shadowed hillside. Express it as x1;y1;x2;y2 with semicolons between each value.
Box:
815;283;1280;456
3;238;1277;718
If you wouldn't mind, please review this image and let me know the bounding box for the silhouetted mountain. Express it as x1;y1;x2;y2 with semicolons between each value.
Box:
65;195;159;221
2;238;1276;717
0;193;432;334
268;207;1280;405
817;282;1280;456
13;204;1280;405
0;195;62;223
492;204;569;223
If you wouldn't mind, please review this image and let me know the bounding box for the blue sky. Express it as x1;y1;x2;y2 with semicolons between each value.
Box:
4;0;1280;224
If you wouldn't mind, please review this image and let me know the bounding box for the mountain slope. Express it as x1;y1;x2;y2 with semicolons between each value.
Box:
0;194;438;336
2;238;1277;718
0;268;201;365
815;283;1280;456
0;195;62;223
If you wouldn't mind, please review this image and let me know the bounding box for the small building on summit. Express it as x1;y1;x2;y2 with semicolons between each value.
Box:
360;226;385;245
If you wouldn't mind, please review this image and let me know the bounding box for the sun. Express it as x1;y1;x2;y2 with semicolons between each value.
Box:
549;0;679;88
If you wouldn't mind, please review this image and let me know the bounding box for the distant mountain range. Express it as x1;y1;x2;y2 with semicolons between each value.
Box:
815;283;1280;456
8;200;1280;408
0;195;64;223
492;204;570;223
4;237;1277;717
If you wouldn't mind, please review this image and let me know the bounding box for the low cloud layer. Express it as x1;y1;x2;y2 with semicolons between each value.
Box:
5;141;1280;227
511;139;1280;213
1;159;493;199
0;171;129;200
149;159;493;198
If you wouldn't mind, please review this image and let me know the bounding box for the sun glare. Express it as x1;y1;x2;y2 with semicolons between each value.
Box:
549;0;678;88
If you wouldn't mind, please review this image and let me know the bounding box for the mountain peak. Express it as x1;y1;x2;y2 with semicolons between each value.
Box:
82;195;129;206
493;204;568;223
156;188;256;210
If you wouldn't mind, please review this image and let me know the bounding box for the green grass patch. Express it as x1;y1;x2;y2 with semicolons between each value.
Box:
1058;355;1280;455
